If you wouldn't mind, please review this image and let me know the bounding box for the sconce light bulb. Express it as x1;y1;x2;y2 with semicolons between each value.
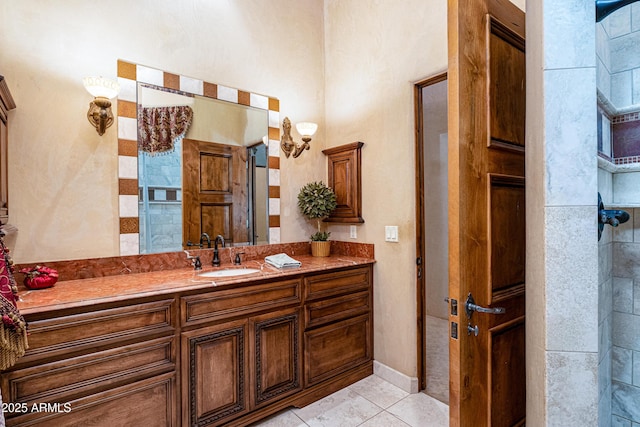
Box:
296;122;318;139
83;76;120;99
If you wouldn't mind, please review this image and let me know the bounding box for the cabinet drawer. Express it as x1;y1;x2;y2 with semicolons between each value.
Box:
6;372;177;427
304;314;371;386
181;279;301;327
3;336;176;407
304;291;370;329
304;267;370;302
21;299;175;363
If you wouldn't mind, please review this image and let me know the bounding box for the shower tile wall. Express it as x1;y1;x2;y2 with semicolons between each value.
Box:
602;4;640;109
611;209;640;425
598;5;640;162
599;168;614;427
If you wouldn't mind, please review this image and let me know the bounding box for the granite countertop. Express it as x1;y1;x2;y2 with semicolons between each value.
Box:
17;255;375;315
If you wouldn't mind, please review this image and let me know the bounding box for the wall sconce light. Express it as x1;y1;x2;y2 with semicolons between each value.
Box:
83;76;120;136
280;117;317;158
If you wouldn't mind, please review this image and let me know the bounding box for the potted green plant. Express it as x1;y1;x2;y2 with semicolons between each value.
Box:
297;181;337;256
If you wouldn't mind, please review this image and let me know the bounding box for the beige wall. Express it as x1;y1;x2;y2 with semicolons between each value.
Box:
323;0;448;378
0;0;325;263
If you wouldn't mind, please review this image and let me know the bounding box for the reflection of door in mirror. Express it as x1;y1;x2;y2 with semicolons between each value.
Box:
183;139;248;248
136;82;270;254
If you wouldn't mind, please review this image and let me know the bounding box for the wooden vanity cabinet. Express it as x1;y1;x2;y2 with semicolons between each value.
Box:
1;297;178;427
179;266;373;427
180;280;302;426
1;262;373;427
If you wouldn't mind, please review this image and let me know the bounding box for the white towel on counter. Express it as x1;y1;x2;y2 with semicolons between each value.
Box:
265;253;302;269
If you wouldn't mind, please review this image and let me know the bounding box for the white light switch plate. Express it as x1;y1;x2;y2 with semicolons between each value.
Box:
385;226;399;242
350;225;357;239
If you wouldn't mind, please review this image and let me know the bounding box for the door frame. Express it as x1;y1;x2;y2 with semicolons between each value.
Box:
414;72;448;391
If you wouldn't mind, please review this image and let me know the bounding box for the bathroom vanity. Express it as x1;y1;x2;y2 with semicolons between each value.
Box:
0;254;374;426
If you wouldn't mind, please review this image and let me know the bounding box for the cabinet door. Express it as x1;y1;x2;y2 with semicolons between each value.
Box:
304;314;371;386
251;308;301;407
181;320;249;427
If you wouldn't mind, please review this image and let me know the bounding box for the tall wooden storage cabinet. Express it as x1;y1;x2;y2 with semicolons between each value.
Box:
0;76;16;224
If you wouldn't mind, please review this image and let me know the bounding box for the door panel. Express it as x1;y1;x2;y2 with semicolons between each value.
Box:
489;19;526;148
489;175;525;294
490;319;526;427
447;0;525;426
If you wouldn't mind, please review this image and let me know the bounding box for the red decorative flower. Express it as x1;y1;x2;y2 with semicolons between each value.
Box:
18;265;58;289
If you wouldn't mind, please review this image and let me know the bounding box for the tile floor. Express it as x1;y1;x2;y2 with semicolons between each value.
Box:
250;375;449;427
424;315;449;405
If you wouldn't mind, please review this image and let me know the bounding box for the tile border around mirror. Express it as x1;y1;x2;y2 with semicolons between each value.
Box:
116;59;281;255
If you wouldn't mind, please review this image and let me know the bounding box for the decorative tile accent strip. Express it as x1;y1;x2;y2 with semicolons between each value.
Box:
612;112;640;124
615;155;640;165
116;59;281;254
143;187;181;202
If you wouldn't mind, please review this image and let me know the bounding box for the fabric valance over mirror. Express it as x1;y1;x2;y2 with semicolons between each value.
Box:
138;105;193;155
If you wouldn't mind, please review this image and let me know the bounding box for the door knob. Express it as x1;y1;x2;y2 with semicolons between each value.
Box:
465;293;505;318
467;323;479;336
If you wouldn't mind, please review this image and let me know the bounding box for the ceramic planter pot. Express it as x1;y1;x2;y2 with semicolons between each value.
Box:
311;241;331;257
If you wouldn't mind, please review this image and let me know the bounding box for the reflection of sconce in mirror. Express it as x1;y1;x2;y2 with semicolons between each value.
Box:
280;117;318;158
83;76;120;136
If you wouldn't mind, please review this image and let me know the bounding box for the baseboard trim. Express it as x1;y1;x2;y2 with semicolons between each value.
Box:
373;360;419;393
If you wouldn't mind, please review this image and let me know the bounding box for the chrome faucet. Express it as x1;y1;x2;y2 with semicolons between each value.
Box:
200;232;211;248
212;235;225;267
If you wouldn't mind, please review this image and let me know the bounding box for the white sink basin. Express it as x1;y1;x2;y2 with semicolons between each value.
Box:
197;268;260;278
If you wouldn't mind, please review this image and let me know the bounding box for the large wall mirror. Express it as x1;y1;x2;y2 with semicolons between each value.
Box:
116;60;281;256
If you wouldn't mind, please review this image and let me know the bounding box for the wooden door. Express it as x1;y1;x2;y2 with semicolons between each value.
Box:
183;139;249;247
447;1;526;426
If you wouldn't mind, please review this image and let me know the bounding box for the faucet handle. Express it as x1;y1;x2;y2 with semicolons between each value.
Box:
192;256;202;270
234;252;245;265
184;251;202;270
